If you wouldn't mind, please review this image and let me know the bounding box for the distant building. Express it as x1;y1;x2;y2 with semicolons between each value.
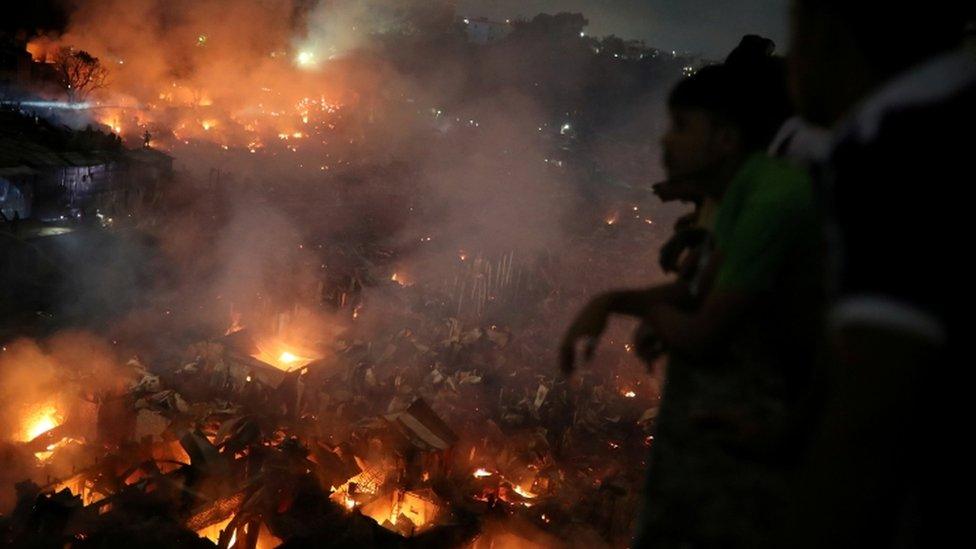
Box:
461;16;512;45
0;33;33;99
0;32;61;99
0;109;172;222
623;39;649;60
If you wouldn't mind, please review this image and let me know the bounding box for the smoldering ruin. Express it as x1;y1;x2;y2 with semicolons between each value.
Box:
1;1;705;547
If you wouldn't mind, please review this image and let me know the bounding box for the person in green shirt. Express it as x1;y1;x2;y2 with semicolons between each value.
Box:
560;48;822;547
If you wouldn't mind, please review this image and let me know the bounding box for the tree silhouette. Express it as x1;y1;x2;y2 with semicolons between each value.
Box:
52;47;108;102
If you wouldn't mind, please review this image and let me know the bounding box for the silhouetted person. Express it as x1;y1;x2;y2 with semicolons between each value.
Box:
788;1;972;547
562;40;821;548
143;130;152;148
654;36;798;280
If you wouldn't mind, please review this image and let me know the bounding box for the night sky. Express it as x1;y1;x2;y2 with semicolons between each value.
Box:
4;1;792;60
459;0;791;58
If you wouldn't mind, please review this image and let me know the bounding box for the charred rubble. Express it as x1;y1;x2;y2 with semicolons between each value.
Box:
0;229;661;547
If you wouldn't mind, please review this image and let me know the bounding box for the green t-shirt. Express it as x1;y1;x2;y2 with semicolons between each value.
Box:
712;153;817;295
642;155;821;548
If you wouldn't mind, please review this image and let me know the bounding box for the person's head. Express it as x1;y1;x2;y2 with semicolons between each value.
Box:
662;41;790;195
663;66;743;195
790;0;971;127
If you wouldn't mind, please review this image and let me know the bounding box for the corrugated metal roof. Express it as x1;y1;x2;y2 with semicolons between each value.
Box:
0;165;38;177
0;137;67;168
60;151;103;167
125;147;173;163
0;138;117;169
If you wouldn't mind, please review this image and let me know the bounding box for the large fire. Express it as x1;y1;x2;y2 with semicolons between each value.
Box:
24;2;353;158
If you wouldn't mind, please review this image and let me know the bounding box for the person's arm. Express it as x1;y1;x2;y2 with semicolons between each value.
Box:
643;290;751;358
560;281;688;374
604;282;688;317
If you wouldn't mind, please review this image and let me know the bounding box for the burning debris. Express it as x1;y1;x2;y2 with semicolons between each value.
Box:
0;233;662;546
1;0;692;545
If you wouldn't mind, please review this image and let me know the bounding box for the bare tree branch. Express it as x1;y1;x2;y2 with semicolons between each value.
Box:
53;47;109;102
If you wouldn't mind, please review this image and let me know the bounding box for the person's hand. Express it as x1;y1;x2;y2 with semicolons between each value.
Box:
632;320;666;371
560;294;613;375
659;227;708;274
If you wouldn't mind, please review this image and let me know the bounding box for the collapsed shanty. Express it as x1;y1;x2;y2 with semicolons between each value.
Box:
1;211;659;538
1;226;661;547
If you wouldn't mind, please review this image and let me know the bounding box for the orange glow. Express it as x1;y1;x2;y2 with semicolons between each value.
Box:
330;458;388;511
333;460;385;495
251;340;318;371
197;519;278;548
390;271;413;286
225;312;244;335
360;490;440;533
473;468;493;478
18;402;63;442
54;473;108;506
98;115;123;135
623;390;637;398
33;437;80;462
197;517;234;545
25;37;58;63
22;0;357;155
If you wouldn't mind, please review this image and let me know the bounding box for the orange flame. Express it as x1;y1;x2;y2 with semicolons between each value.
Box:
251;341;318;371
18;402;63;442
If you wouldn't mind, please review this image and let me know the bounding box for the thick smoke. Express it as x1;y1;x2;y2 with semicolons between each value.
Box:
297;0;456;60
15;0;688;361
2;3;688;539
19;0;684;385
0;332;124;512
